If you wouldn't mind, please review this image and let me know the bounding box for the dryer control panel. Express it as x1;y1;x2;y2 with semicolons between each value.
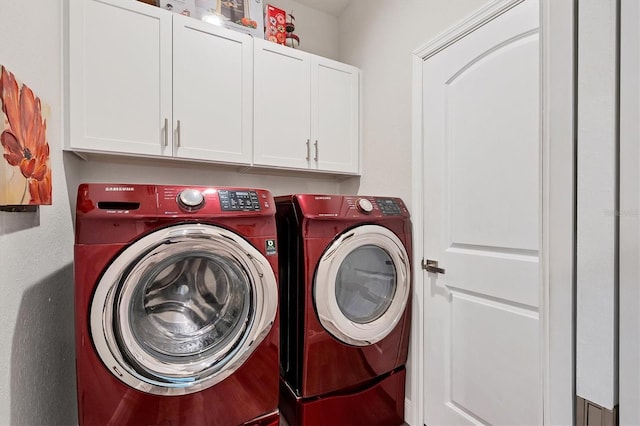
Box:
345;196;406;217
284;194;410;219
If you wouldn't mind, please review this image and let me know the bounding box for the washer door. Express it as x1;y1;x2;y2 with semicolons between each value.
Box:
90;223;277;395
314;224;410;346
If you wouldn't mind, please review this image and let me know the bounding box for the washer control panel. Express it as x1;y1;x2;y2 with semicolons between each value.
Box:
177;189;205;211
375;198;403;215
219;190;261;211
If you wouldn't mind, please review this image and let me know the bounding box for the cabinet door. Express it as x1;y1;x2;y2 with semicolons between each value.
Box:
253;39;311;169
311;56;360;174
68;0;172;156
173;16;252;164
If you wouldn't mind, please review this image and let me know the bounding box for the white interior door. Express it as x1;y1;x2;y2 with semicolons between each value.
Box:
422;1;541;424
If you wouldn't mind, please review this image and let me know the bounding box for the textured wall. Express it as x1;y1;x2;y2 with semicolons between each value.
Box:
337;0;492;209
0;1;77;424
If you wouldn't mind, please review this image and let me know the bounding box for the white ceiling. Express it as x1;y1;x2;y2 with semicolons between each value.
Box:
292;0;351;17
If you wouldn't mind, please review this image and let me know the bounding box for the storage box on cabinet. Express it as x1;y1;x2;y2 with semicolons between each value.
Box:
67;0;253;165
253;39;360;175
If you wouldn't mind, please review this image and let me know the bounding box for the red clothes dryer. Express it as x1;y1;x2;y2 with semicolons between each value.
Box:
74;183;280;426
275;194;412;426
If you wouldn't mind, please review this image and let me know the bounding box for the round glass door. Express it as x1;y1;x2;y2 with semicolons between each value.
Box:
314;225;410;346
335;245;397;324
123;252;250;363
90;223;277;395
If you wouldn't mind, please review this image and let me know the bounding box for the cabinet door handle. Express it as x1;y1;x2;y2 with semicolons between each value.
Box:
163;118;169;147
314;140;318;161
306;139;310;160
176;120;181;147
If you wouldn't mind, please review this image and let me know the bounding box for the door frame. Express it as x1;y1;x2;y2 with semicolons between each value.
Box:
409;0;575;424
619;0;639;422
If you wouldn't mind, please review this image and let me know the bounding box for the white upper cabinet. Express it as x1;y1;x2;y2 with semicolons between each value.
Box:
68;0;173;157
68;1;359;175
253;39;360;174
172;15;253;164
68;0;253;165
253;39;311;170
311;55;360;174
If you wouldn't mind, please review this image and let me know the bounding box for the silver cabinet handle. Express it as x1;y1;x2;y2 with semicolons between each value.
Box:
176;120;181;147
314;140;318;161
163;118;168;147
306;139;310;160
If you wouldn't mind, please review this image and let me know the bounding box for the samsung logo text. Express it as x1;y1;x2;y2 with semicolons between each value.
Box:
105;187;135;192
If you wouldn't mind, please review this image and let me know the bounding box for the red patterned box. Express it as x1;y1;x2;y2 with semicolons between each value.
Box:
264;4;286;45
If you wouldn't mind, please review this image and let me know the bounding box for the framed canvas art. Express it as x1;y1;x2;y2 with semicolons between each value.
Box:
0;65;51;206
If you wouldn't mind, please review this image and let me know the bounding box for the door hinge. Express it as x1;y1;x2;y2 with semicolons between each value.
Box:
421;259;445;274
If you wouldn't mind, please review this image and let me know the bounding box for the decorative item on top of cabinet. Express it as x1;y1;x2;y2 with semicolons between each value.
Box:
161;0;195;16
195;0;264;38
138;0;263;37
253;38;360;175
264;3;287;45
67;0;253;166
285;12;299;48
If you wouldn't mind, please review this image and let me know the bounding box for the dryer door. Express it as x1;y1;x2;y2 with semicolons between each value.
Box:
314;224;410;346
90;223;277;395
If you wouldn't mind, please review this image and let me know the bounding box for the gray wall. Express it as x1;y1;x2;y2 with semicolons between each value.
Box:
0;1;77;424
337;0;492;208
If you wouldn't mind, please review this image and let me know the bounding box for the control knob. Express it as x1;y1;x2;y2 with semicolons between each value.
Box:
177;189;205;211
356;198;374;214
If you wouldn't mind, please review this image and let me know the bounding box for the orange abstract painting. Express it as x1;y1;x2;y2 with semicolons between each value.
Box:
0;65;51;205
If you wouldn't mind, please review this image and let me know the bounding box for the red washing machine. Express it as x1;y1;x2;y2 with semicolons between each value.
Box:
275;194;412;426
74;183;280;426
